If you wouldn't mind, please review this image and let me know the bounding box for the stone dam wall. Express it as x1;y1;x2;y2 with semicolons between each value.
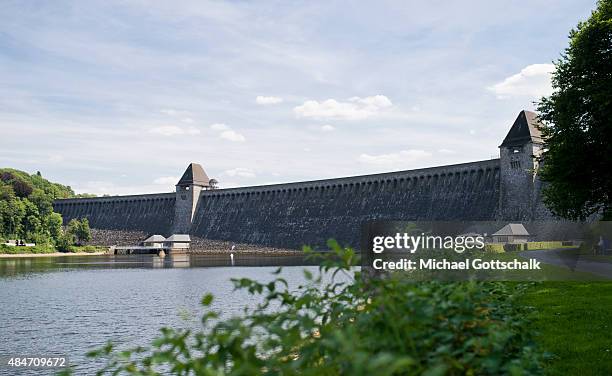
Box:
54;159;502;249
53;193;176;236
191;160;501;249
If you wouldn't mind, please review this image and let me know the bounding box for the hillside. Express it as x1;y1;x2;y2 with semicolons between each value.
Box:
0;168;94;245
0;168;76;200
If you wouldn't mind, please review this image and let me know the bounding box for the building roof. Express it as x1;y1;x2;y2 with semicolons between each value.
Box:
492;223;530;237
143;235;166;243
176;163;210;187
166;234;191;242
500;110;543;147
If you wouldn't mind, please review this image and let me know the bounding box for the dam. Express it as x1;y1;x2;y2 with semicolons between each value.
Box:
53;110;552;249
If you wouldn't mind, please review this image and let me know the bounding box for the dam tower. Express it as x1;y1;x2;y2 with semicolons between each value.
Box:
173;163;210;233
499;110;545;220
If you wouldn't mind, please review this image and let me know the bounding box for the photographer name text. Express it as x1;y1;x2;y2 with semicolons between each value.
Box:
372;258;541;271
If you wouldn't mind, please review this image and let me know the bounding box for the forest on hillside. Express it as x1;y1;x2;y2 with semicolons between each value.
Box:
0;168;93;249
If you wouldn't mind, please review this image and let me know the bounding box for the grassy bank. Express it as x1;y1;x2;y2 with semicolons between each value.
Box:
521;282;612;374
0;244;106;254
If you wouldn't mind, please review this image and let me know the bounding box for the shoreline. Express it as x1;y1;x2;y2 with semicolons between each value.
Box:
0;251;107;258
0;250;308;258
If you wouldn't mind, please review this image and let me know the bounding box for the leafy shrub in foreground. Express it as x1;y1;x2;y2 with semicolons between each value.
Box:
77;242;541;375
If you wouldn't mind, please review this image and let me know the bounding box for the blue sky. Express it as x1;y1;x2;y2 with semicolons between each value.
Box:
0;0;596;195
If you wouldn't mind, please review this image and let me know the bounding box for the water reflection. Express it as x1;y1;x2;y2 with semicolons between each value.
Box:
0;253;321;278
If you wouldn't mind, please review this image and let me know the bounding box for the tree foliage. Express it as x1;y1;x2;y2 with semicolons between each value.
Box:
537;0;612;220
67;218;92;245
0;168;92;250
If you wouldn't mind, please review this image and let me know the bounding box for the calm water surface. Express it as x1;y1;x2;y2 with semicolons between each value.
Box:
0;255;325;375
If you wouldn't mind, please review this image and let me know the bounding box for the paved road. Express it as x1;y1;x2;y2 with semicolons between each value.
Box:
519;249;612;279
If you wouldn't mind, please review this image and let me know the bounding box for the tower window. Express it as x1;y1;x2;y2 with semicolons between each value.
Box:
510;161;521;169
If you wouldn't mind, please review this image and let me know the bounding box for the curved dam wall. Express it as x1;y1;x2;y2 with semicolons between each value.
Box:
191;159;501;249
53;193;176;235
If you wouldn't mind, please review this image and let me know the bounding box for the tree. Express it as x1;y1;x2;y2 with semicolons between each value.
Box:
29;188;53;217
78;218;92;244
47;212;63;242
2;199;26;238
537;0;612;220
67;218;92;245
0;184;15;201
11;178;33;198
55;233;74;252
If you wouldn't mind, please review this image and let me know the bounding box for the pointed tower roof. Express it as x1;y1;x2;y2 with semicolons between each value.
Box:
176;163;210;187
500;110;543;147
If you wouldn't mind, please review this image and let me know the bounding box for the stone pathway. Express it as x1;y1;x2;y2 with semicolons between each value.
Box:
519;249;612;279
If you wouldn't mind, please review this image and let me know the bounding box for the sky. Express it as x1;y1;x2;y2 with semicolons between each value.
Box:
0;0;597;195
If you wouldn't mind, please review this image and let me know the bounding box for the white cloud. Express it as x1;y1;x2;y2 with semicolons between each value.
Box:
220;130;246;142
438;148;455;154
256;95;283;105
320;124;335;132
153;176;179;185
160;109;195;124
149;125;201;136
224;167;256;178
358;149;432;167
160;109;179;116
210;123;229;131
210;123;246;142
294;95;392;120
489;64;554;99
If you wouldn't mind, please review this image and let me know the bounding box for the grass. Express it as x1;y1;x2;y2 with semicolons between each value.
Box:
0;244;56;254
486;242;576;253
484;251;603;280
0;244;106;254
69;245;106;253
520;282;612;375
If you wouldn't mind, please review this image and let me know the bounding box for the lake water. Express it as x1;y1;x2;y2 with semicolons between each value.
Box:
0;255;325;375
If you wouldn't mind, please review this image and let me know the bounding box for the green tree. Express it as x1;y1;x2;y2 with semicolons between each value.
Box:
55;233;74;252
0;184;15;201
47;212;63;242
67;218;92;245
537;0;612;220
2;198;26;238
0;168;85;245
0;202;5;237
78;218;92;244
29;188;53;217
11;178;33;198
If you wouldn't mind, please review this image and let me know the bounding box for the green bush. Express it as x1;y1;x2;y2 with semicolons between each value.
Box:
70;245;104;253
80;242;542;375
524;242;566;251
485;243;505;253
55;233;74;252
503;244;524;252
